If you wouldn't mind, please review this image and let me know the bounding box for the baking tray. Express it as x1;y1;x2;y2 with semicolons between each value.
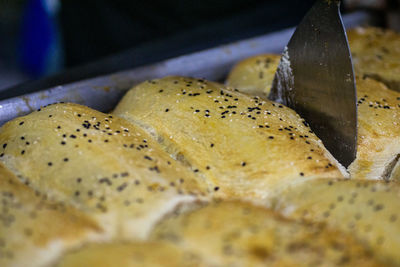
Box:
0;12;371;126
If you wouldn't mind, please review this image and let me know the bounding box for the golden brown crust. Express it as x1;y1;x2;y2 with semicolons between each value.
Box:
348;27;400;92
0;162;103;267
151;200;381;267
225;54;400;181
272;178;400;265
0;103;211;240
349;77;400;180
226;54;280;98
113;76;345;203
55;241;204;267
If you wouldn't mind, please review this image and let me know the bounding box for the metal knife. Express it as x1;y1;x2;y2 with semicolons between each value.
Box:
269;0;357;167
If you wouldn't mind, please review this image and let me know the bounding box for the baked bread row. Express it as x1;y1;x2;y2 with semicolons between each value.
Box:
0;27;399;266
227;28;400;181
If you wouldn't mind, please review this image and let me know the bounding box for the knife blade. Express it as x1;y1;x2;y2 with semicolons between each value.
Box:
269;0;357;167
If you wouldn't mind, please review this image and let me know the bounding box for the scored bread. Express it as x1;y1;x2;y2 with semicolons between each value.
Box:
272;179;400;265
113;76;346;203
0;162;103;267
225;55;400;180
348;27;400;92
150;200;381;266
0;103;212;241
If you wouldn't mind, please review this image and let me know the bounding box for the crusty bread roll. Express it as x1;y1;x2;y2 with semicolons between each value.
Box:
348;27;400;92
225;55;400;181
150;200;381;266
113;76;346;203
226;54;281;99
55;242;204;267
0;103;212;241
272;179;400;265
0;162;103;267
349;77;400;180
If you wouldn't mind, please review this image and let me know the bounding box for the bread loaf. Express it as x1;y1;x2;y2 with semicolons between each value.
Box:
272;179;400;265
225;55;400;180
113;76;346;203
349;78;400;180
348;27;400;92
0;103;212;241
150;200;381;266
1;26;400;267
0;162;103;267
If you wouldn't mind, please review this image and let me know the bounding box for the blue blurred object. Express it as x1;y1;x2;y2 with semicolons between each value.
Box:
19;0;62;78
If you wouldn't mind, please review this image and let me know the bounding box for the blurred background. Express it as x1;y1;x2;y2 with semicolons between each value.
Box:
0;0;398;94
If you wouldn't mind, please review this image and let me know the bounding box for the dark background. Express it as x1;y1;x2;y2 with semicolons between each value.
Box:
0;0;396;97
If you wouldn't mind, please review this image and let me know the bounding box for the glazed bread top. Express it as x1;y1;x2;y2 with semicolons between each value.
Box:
0;162;103;267
348;27;400;92
114;76;346;203
226;54;400;181
272;178;400;265
0;103;211;241
348;77;400;180
150;200;380;267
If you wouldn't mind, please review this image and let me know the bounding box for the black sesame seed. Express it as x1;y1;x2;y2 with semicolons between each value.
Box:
121;172;129;177
99;178;112;186
117;183;128;192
